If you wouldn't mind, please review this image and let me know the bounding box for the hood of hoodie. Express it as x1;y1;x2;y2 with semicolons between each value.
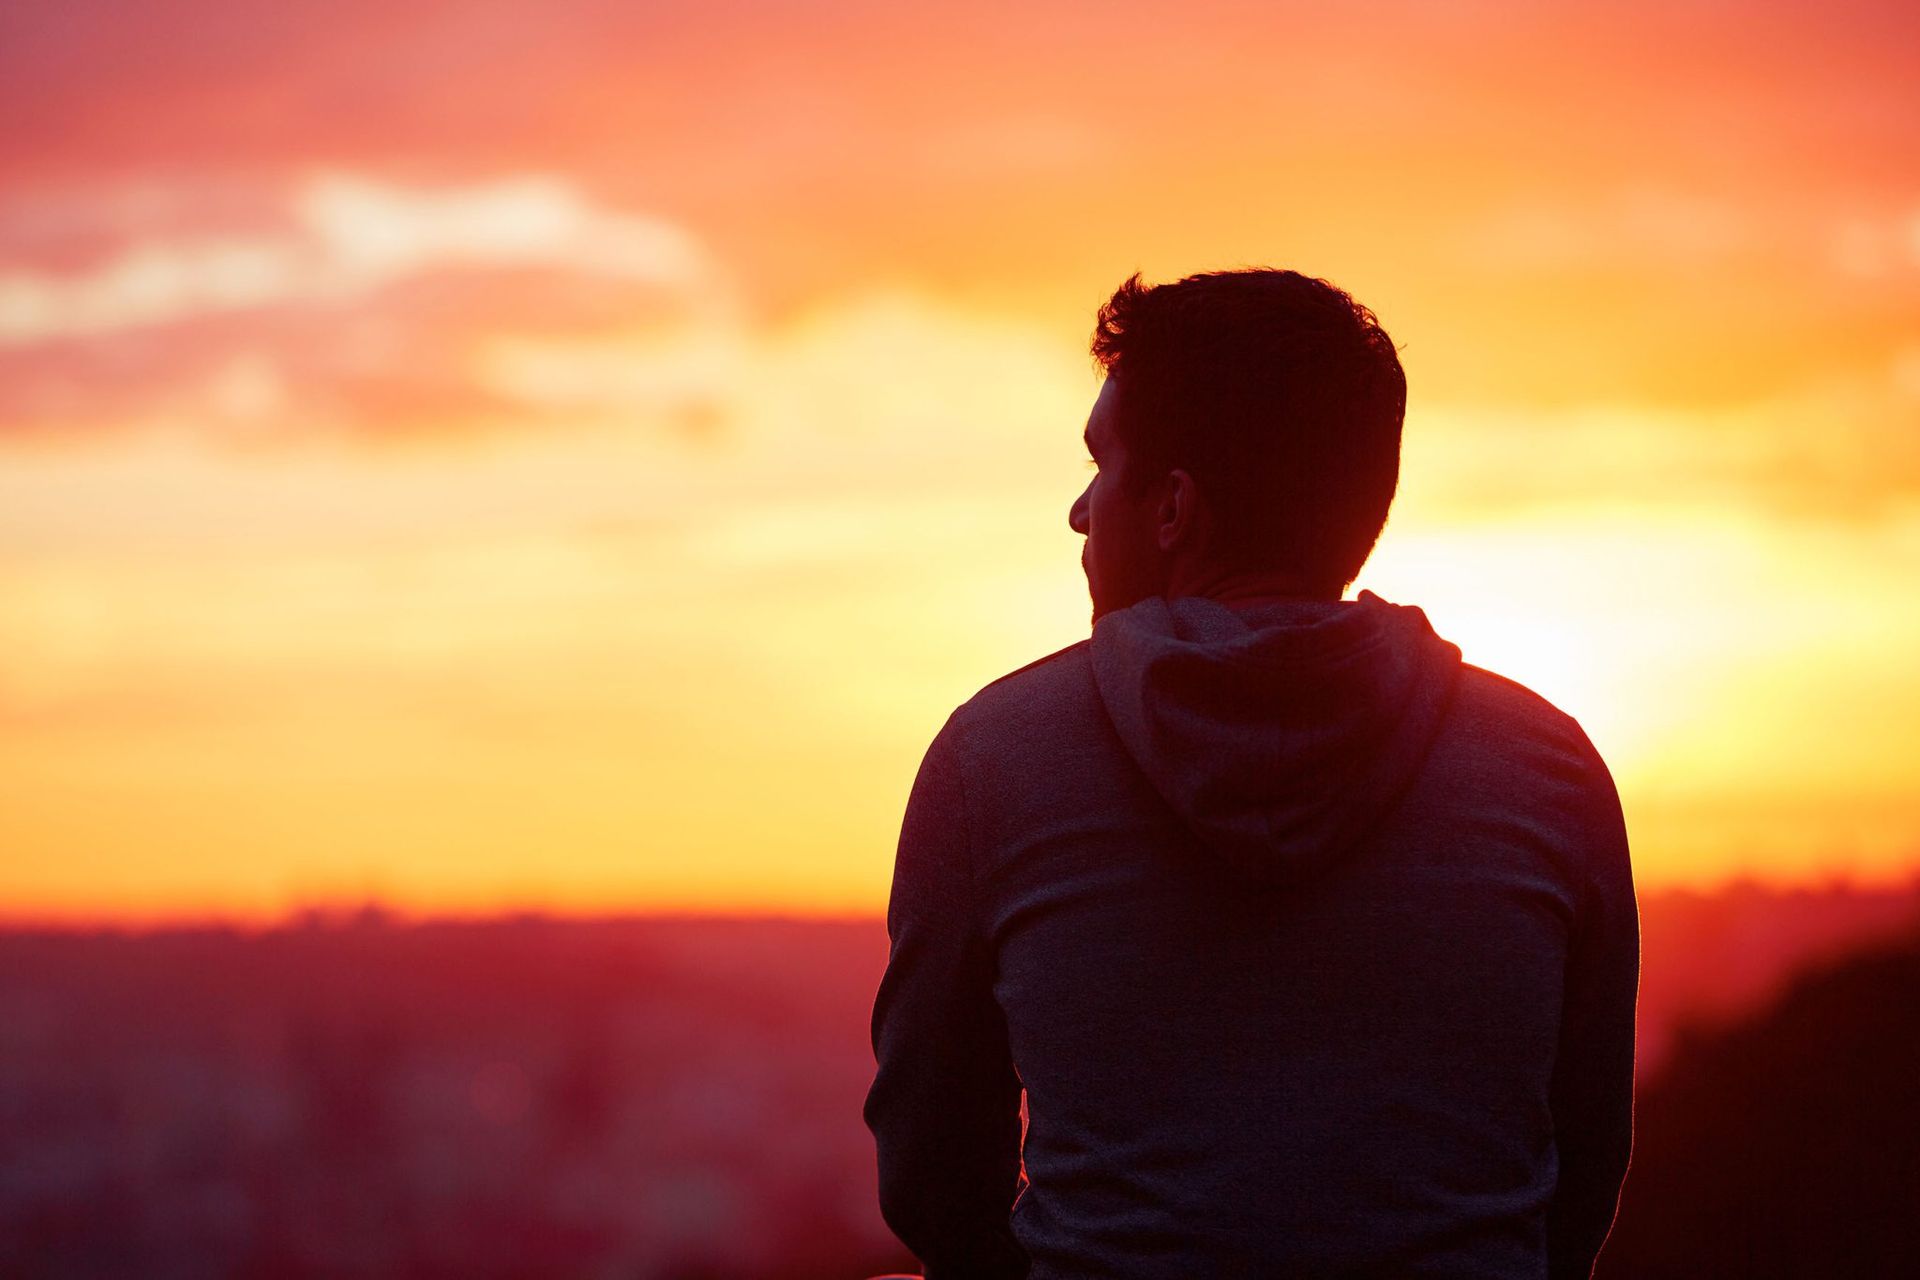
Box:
1090;589;1464;888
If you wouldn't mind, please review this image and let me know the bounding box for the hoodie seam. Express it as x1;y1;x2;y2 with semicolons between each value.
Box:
979;639;1090;697
944;711;989;973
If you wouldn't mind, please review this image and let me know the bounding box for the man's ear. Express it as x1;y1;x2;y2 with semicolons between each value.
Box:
1156;468;1200;553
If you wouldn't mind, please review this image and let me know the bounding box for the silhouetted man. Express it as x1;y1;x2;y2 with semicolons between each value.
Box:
864;269;1638;1279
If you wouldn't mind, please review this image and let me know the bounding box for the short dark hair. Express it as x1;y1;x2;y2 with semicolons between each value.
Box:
1090;268;1406;597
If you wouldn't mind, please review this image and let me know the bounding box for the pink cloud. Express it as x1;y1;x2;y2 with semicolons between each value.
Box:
0;173;729;443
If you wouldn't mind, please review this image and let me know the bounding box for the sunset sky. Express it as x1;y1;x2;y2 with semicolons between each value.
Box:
3;0;1918;922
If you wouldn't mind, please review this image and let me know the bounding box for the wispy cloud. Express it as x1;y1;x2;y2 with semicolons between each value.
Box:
1825;207;1920;277
0;173;733;441
1404;355;1920;528
0;173;711;344
1459;188;1768;270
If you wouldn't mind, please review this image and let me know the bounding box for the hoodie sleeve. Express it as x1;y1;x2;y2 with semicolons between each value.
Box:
1545;736;1640;1280
864;714;1029;1280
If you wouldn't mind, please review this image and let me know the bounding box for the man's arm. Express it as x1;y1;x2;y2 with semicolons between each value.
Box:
1545;740;1640;1280
864;715;1028;1280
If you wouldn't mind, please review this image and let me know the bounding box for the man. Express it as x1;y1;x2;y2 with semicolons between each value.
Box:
864;269;1638;1279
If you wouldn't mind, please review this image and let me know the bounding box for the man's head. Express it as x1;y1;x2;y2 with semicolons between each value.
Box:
1068;268;1406;623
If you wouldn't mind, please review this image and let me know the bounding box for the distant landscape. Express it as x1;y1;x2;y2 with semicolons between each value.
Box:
3;880;1918;1278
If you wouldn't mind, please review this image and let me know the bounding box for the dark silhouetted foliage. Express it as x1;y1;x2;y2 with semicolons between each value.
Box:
1599;925;1920;1278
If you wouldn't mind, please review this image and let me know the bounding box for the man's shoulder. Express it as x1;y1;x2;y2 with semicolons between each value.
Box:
1451;660;1612;781
1456;660;1580;728
950;638;1094;733
1452;664;1632;900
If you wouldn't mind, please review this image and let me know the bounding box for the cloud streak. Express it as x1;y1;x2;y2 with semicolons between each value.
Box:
0;173;711;344
0;173;735;442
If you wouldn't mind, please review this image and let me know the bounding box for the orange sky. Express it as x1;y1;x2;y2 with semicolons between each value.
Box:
3;0;1918;922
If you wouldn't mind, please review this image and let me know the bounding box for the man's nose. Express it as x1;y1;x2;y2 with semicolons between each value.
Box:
1069;485;1090;536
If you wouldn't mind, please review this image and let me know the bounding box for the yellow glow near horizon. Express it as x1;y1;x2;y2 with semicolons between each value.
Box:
5;367;1919;924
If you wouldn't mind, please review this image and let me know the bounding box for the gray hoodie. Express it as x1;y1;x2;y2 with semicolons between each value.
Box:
867;591;1638;1280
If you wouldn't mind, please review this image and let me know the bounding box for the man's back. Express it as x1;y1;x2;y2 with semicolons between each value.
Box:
865;592;1638;1280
